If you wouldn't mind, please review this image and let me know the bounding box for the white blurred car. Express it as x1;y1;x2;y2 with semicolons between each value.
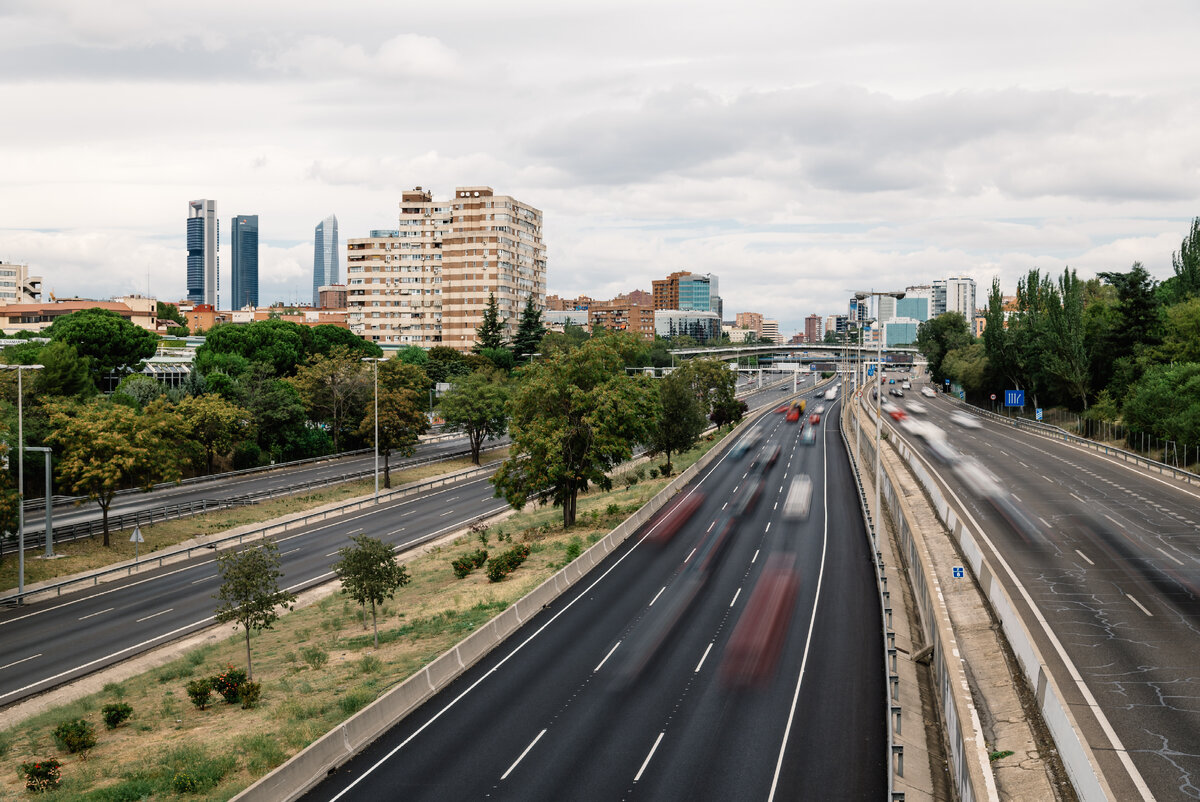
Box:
950;411;982;429
921;387;936;398
905;401;927;415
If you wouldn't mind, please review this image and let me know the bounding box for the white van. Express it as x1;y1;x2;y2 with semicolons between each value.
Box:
782;475;813;519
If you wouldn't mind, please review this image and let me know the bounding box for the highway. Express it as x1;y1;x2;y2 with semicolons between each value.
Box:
0;380;813;710
300;383;885;801
881;374;1200;802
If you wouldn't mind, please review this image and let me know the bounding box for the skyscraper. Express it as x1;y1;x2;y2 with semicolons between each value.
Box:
313;214;339;307
230;215;259;309
187;199;218;305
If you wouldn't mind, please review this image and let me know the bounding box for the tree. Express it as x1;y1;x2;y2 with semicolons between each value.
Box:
157;301;185;326
915;312;972;386
239;365;310;461
538;324;590;357
673;358;738;422
649;371;705;473
309;325;383;360
1122;362;1200;449
1156;298;1200;364
438;372;509;464
1042;268;1091;409
196;319;312;379
111;374;165;408
941;344;989;395
1163;217;1200;303
492;333;657;528
46;308;159;390
178;394;255;474
473;292;507;352
357;387;428;487
396;345;429;367
33;342;94;400
289;346;369;452
511;296;547;362
333;534;410;648
213;542;296;679
45;399;192;546
424;346;472;386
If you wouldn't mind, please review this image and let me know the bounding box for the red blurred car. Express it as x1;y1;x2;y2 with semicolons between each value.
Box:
808;413;820;425
786;409;801;423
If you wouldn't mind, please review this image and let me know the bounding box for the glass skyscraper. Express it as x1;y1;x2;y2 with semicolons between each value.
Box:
230;215;259;309
313;214;339;307
187;199;218;305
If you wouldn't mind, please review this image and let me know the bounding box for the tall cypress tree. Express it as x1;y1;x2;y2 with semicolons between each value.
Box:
474;292;507;352
512;296;548;361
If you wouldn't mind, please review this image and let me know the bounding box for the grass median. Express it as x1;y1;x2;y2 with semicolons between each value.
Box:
0;447;509;594
0;431;730;801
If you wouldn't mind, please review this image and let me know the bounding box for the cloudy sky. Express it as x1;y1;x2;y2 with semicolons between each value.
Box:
1;1;1198;335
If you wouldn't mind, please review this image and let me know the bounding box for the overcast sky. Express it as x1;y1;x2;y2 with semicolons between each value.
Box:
2;1;1198;335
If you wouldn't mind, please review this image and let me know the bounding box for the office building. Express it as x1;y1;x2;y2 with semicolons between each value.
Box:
230;214;259;310
0;261;41;304
930;280;947;317
652;271;720;316
761;319;782;344
945;276;977;318
313;214;339;308
654;310;720;343
187;199;218;305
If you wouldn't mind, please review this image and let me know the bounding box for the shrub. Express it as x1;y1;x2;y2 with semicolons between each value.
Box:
339;687;375;716
89;778;155;801
101;702;133;729
212;665;247;704
605;503;621;516
239;680;262;710
358;655;382;675
186;678;213;709
622;473;639;487
52;718;97;754
299;645;329;670
452;548;489;578
21;759;62;792
648;467;659;479
172;771;201;793
564;538;583;563
486;544;532;582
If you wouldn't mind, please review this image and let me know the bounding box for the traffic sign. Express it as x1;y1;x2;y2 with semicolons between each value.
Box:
867;366;875;377
990;393;997;401
1035;408;1043;421
952;566;964;579
1004;389;1025;407
130;526;144;562
944;379;950;385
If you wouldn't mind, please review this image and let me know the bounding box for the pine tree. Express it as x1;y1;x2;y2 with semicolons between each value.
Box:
474;293;507;352
512;296;547;361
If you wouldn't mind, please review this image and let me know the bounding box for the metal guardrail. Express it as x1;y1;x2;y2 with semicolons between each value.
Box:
2;446;485;557
942;396;1200;488
1;460;504;606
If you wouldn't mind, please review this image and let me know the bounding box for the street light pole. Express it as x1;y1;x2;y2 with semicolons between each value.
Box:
2;363;44;603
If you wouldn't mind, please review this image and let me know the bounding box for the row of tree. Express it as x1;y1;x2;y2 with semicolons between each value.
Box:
917;217;1200;451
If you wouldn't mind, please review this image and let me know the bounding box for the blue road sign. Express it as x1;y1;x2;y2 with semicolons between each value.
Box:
952;566;964;579
1004;389;1025;407
867;366;875;377
944;379;950;385
1035;408;1043;421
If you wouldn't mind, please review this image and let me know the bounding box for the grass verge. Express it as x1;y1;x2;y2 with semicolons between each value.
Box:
0;433;729;800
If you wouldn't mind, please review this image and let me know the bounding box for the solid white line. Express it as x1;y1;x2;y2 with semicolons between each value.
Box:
730;587;741;607
1104;514;1123;529
1038;517;1050;529
694;642;714;673
1157;547;1185;566
1126;594;1153;617
684;548;697;563
0;653;42;671
1075;549;1094;566
135;608;173;623
594;641;621;673
1070;493;1086;504
634;732;665;782
649;586;666;606
78;607;114;620
751;549;759;563
501;729;546;780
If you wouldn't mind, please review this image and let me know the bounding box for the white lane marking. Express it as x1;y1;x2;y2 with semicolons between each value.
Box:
281;547;301;556
634;732;665;783
1038;517;1050;529
0;653;42;671
684;548;697;563
1070;493;1086;504
1104;514;1123;529
190;576;214;585
694;642;714;673
649;586;666;606
594;641;621;673
1157;548;1185;566
1126;595;1153;617
346;528;363;535
439;510;455;516
325;550;340;557
1075;550;1095;566
707;521;716;533
722;502;728;510
78;607;114;620
1042;475;1053;482
501;729;547;780
730;588;741;607
742;472;748;479
1011;493;1021;502
773;502;778;510
765;522;771;532
388;528;405;536
751;549;759;564
135;608;173;623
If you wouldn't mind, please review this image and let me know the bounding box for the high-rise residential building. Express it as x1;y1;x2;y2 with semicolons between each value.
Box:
590;292;656;339
804;314;822;343
187;199;218;305
930;280;948;317
318;284;347;309
346;186;547;350
945;276;977;318
652;271;719;315
735;311;764;337
0;261;42;305
313;214;339;307
876;294;897;323
230;214;259;309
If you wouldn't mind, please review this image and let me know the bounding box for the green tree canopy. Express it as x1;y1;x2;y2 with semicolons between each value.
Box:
473;292;508;352
214;542;296;680
289;345;369;452
492;332;657;527
157;301;185;326
538;324;591;358
34;342;95;400
196;319;312;379
511;296;547;362
649;370;705;473
357;386;428;487
333;534;411;647
179;393;255;474
46;308;159;390
438;371;509;465
309;325;383;359
1122;362;1200;449
916;312;972;386
1162;217;1200;303
424;346;472;386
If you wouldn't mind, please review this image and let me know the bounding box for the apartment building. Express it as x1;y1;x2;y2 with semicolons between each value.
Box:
735;311;763;337
590;292;656;339
347;187;546;350
0;261;42;304
761;319;782;344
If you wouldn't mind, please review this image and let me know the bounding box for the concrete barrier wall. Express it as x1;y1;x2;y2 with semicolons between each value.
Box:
885;425;1113;801
233;400;780;802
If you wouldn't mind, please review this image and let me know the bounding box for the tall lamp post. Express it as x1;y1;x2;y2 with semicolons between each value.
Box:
2;363;44;603
853;291;904;543
362;357;385;503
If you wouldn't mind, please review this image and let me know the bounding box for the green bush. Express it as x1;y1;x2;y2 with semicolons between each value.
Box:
52;718;97;754
486;544;532;582
648;467;659;479
451;548;489;578
299;645;329;670
564;538;583;563
20;758;61;793
358;655;382;675
101;702;133;729
185;678;212;710
338;687;375;716
157;744;235;795
239;680;262;710
88;778;155;801
622;472;639;487
605;503;621;516
211;665;247;704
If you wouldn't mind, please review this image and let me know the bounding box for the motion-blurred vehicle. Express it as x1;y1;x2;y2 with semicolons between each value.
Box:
720;553;799;687
953;456;1044;547
809;413;821;425
949;411;981;429
905;401;926;415
785;408;801;423
731;432;761;457
886;406;907;422
774;405;789;414
647;492;705;544
902;381;911;389
889;378;896;384
814;405;826;415
764;445;782;469
921;387;936;398
800;427;816;445
782;475;813;519
733;477;765;518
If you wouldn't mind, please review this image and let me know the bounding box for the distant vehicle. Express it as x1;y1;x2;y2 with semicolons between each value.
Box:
731;432;762;457
906;401;926;415
809;413;821;425
824;387;837;400
782;475;814;519
765;445;782;469
786;408;801;423
800;427;816;445
950;411;982;429
921;387;936;398
889;378;896;384
814;404;826;415
774;405;789;414
902;381;911;389
886;407;907;422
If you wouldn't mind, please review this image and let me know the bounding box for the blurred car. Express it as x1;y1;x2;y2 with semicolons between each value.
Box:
889;378;896;384
887;406;907;422
774;405;789;414
905;401;926;415
809;413;820;425
800;427;816;445
921;387;936;398
949;411;982;429
786;408;801;423
764;445;782;469
782;475;813;519
814;404;826;414
902;381;911;389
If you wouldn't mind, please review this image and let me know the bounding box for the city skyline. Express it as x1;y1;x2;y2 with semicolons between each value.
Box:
2;2;1199;333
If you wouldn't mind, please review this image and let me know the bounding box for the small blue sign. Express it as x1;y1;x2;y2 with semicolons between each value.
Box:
1004;389;1025;407
952;566;964;579
867;366;875;377
1035;408;1043;421
944;379;950;385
